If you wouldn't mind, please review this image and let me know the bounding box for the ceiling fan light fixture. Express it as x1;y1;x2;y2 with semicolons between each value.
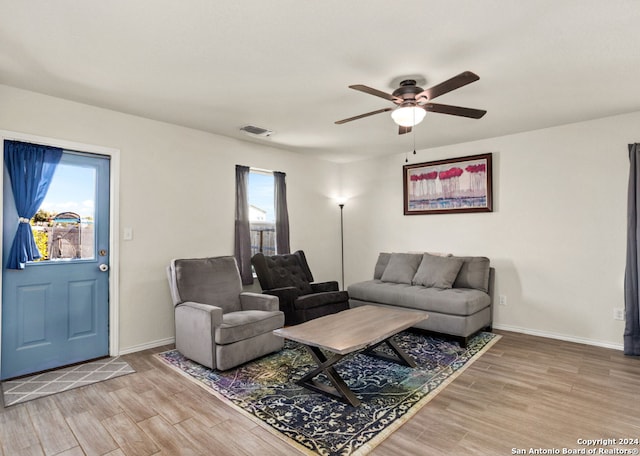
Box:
391;105;426;127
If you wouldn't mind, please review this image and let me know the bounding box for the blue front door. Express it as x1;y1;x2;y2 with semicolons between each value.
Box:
1;150;110;380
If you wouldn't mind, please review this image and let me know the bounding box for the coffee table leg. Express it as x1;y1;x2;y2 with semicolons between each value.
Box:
362;337;417;368
298;345;361;407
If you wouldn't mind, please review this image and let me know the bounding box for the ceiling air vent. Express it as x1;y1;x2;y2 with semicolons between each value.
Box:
240;125;273;137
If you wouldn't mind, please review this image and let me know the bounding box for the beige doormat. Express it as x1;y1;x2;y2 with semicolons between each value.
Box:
1;357;135;407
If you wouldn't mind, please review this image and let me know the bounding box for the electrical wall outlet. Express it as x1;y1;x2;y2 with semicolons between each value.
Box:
499;295;507;306
613;308;625;321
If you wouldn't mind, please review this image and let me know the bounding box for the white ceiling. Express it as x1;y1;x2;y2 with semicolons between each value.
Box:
1;1;639;163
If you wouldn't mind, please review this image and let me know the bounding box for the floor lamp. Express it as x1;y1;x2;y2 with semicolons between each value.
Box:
339;201;345;290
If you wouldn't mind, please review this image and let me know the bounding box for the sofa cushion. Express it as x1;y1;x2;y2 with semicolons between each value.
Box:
412;253;464;289
452;256;491;293
348;280;490;316
380;253;422;284
216;310;284;345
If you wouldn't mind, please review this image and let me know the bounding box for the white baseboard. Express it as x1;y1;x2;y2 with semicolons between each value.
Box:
118;337;175;355
493;324;624;351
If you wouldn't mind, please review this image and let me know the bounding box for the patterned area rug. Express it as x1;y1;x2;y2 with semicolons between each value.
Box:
157;331;500;455
2;357;135;407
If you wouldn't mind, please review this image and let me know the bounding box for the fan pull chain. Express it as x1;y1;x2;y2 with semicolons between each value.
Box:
406;108;417;163
413;124;417;156
405;110;418;163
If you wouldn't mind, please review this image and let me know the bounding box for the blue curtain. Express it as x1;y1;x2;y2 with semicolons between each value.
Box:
624;143;640;355
274;171;290;254
4;140;62;270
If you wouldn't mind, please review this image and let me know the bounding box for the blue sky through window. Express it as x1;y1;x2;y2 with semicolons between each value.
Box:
39;164;95;219
249;171;275;222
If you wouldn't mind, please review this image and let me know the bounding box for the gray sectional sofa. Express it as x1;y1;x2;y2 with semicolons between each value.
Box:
348;252;494;346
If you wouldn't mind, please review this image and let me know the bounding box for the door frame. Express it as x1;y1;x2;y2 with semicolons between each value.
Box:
0;129;121;367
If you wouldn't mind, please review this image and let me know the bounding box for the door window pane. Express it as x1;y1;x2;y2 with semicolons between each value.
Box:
32;162;96;261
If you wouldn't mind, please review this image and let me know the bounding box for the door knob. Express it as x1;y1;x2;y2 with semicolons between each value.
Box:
99;264;109;272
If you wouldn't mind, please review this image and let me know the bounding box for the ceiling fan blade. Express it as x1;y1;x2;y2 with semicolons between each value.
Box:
424;103;487;119
398;125;412;135
416;71;480;101
349;85;401;102
335;107;393;124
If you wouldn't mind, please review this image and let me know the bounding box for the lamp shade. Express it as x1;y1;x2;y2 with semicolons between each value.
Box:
391;105;426;127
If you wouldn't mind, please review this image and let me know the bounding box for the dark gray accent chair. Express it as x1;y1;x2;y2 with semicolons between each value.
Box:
167;256;284;371
251;250;349;325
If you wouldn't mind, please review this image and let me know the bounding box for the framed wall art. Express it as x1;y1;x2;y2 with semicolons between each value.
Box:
403;153;493;215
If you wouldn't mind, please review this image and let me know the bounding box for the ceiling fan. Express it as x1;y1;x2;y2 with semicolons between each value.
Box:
335;71;487;134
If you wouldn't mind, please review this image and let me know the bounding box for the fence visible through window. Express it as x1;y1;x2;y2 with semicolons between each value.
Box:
250;222;275;256
30;210;95;262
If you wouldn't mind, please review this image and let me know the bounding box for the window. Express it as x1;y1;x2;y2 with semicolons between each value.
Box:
31;162;97;261
235;165;288;284
248;170;276;256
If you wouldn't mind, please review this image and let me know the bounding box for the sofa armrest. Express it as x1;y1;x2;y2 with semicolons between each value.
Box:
174;302;223;369
311;281;339;293
240;292;279;312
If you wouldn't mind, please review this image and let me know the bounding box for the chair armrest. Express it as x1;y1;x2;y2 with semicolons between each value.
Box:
311;281;339;293
240;292;279;312
175;301;223;327
263;287;300;317
174;302;223;370
263;287;301;301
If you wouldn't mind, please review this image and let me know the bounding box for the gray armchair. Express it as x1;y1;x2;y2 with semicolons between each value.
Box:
167;256;284;371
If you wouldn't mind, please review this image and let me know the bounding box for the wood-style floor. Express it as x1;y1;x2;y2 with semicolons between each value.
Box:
1;330;639;456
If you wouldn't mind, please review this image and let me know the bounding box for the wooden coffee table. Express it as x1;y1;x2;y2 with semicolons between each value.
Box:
273;305;428;406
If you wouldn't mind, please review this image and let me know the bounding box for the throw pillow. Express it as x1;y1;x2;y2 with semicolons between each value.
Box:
380;253;422;284
373;252;391;280
412;253;464;289
452;256;491;292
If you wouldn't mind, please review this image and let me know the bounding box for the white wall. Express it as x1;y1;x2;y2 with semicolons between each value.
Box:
0;84;343;353
1;83;636;352
340;111;639;349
